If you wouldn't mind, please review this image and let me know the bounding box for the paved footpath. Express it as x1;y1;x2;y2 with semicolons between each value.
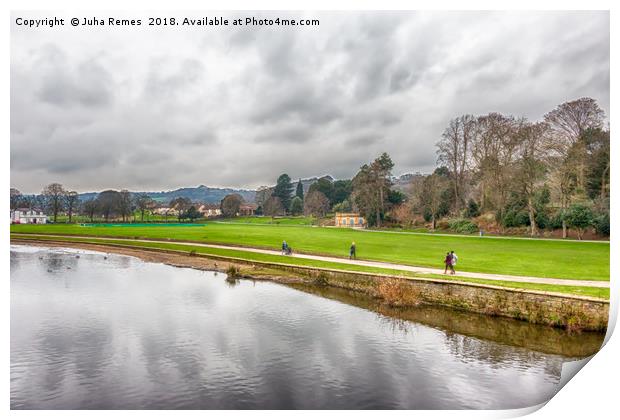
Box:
14;234;610;288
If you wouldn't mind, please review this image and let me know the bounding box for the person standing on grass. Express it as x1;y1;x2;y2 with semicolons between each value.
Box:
349;242;356;260
450;250;458;274
444;252;452;274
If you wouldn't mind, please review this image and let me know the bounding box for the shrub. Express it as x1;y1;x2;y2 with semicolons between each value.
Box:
448;218;479;234
376;279;420;306
549;210;565;230
593;212;610;236
189;249;197;257
226;265;240;278
465;199;480;218
564;204;594;240
376;279;406;306
502;210;529;227
534;211;550;230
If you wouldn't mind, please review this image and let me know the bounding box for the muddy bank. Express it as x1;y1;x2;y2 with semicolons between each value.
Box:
11;239;609;333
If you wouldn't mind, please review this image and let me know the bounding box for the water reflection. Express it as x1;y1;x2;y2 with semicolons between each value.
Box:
11;245;604;409
288;284;604;358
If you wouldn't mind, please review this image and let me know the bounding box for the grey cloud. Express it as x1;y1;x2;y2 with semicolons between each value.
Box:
34;45;113;107
10;11;609;193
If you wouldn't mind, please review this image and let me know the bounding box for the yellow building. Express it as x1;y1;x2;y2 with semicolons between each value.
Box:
335;212;365;228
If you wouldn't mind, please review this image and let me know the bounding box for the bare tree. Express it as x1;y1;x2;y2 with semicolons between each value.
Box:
351;153;394;227
544;98;605;237
41;183;66;222
417;173;447;230
545;97;605;192
513;121;550;236
437;115;474;212
64;191;80;223
303;190;330;217
10;188;22;210
134;193;155;222
220;194;243;218
82;199;99;223
169;197;192;222
471;113;519;222
97;190;121;221
118;190;133;222
263;195;285;218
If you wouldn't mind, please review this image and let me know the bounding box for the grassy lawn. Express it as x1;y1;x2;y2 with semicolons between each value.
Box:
10;222;609;280
218;216;316;225
11;234;609;300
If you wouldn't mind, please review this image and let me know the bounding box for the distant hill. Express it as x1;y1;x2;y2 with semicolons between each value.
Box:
78;185;256;205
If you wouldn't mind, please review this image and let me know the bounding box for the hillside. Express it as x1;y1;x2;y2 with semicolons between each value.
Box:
78;185;256;204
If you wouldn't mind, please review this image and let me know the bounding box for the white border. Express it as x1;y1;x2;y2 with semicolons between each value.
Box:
3;1;616;419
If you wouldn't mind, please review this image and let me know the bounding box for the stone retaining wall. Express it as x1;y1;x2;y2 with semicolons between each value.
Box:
12;238;609;331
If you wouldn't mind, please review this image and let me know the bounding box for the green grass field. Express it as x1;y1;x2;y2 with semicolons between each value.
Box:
10;221;609;281
10;234;609;299
219;216;316;225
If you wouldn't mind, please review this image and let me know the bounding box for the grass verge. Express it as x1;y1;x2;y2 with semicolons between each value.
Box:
11;234;609;300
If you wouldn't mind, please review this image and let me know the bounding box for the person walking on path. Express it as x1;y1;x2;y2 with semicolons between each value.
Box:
282;240;288;255
443;252;452;275
349;242;356;260
450;250;458;274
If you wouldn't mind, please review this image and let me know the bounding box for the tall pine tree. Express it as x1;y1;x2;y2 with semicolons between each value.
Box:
273;174;293;212
296;179;304;200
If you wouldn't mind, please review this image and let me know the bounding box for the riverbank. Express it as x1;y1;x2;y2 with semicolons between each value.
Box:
12;238;609;332
10;222;610;281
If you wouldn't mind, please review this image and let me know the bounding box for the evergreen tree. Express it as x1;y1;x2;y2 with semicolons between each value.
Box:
290;196;303;215
273;174;293;212
295;179;304;200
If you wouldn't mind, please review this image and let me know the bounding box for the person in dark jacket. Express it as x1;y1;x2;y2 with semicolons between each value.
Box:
443;252;452;274
349;242;356;260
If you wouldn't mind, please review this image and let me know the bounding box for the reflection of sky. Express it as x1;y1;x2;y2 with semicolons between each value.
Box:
11;245;567;409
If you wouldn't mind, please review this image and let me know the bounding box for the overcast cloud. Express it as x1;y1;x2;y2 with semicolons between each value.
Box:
11;11;609;193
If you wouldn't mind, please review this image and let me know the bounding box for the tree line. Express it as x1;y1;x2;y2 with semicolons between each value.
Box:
414;97;609;238
10;97;609;238
246;152;405;227
10;185;204;223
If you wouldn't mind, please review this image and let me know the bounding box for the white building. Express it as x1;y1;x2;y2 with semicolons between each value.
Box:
11;209;48;224
197;204;222;217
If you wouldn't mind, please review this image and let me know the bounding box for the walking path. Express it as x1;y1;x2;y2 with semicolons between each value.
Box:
13;233;610;288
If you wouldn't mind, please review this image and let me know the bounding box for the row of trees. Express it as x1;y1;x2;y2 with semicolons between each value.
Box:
252;152;404;227
10;185;205;223
254;174;355;219
11;184;80;223
416;97;609;237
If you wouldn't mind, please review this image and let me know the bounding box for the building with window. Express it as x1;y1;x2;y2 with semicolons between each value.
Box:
335;212;365;228
197;203;222;218
10;208;48;224
239;203;257;216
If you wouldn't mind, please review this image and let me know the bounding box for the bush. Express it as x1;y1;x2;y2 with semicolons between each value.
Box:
502;210;529;227
289;196;304;216
448;218;479;234
549;211;565;230
564;204;594;240
465;199;480;218
593;212;610;236
226;265;240;278
534;212;550;230
376;279;421;307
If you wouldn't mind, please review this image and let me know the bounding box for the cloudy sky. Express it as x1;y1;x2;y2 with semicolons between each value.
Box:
11;11;609;193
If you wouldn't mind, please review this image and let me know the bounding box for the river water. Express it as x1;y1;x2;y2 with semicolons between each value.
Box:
10;245;604;409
